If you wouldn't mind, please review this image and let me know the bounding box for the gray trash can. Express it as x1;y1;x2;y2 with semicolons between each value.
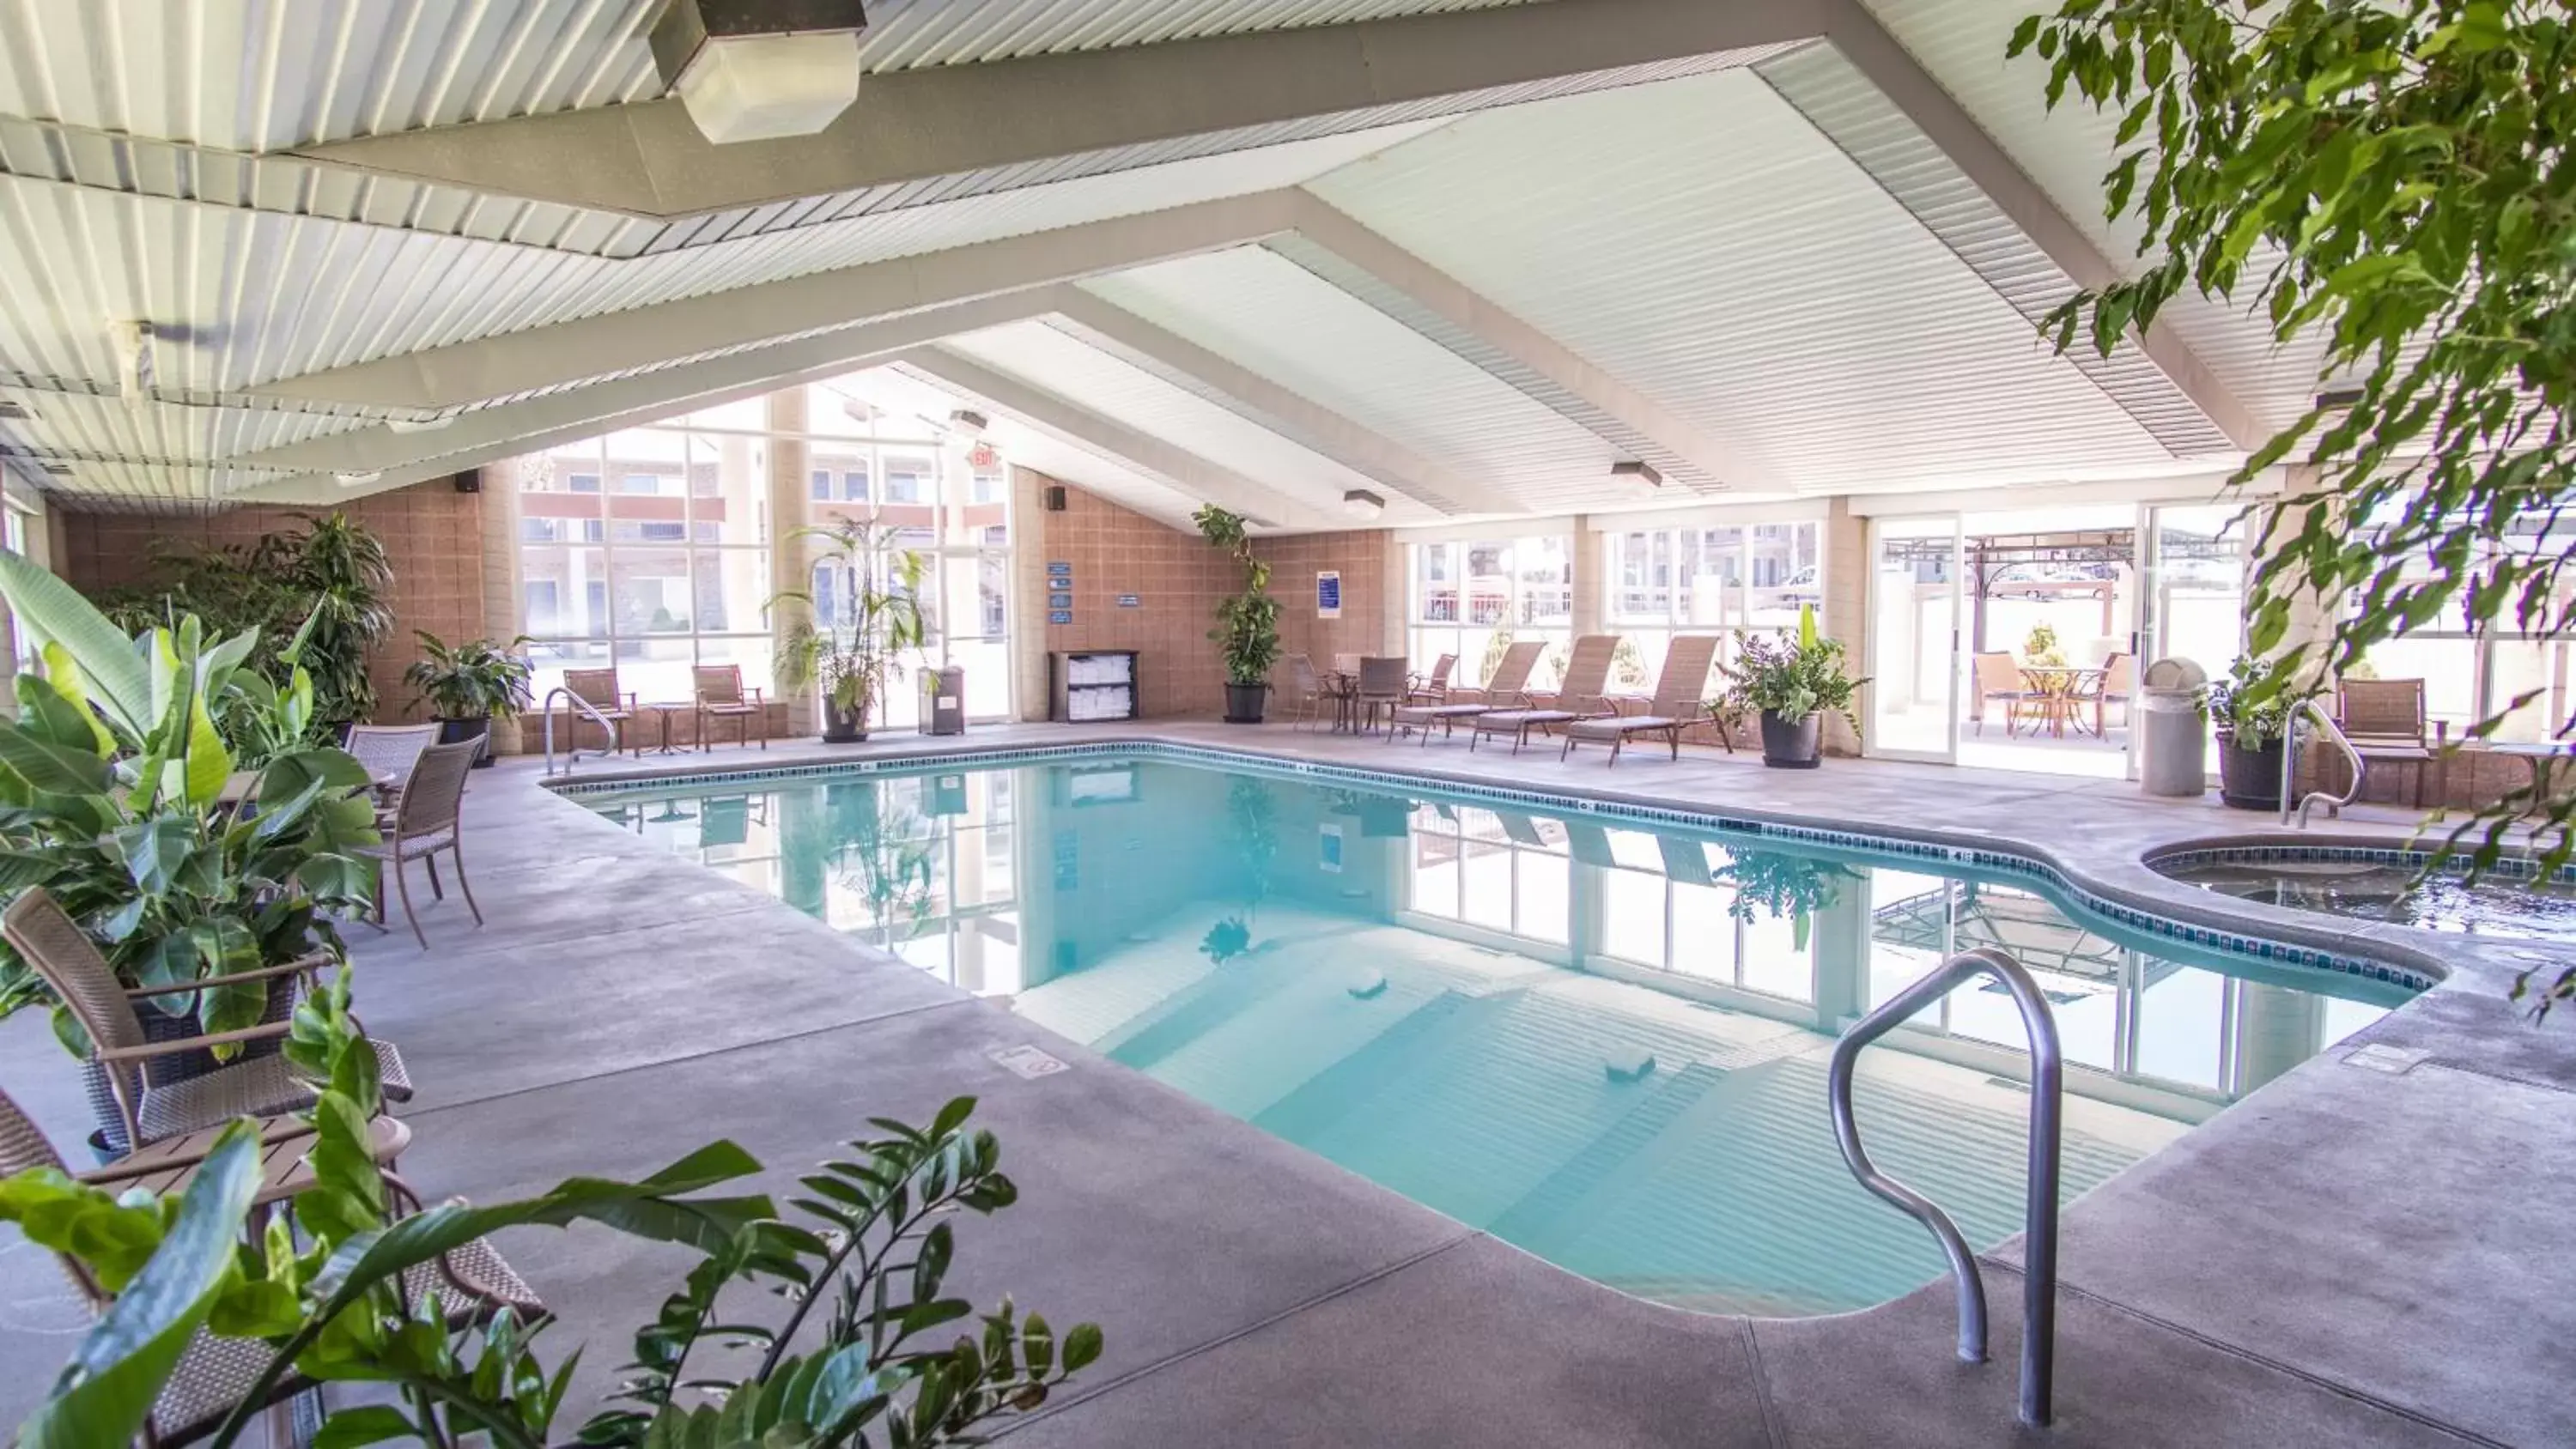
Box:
2138;657;2209;797
920;666;966;736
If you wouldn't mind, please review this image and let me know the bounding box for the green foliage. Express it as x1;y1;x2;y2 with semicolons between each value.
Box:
5;981;1099;1449
96;513;393;737
2205;653;2300;749
1716;607;1867;737
1194;506;1282;686
404;633;537;721
2011;0;2576;875
774;522;929;731
2021;621;2066;668
0;552;378;1058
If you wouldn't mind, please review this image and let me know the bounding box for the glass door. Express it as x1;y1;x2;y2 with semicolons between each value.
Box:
2139;502;2251;776
1867;515;1964;762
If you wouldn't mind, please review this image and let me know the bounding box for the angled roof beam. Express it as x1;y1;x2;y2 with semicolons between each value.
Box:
246;190;1303;414
291;0;1820;219
895;347;1336;532
1045;288;1524;518
1802;3;2261;451
1279;195;1783;493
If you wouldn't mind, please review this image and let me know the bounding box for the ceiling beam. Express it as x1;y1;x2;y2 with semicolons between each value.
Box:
1044;288;1523;519
894;347;1336;531
1809;1;2261;451
290;0;1820;220
246;190;1303;414
1278;195;1783;492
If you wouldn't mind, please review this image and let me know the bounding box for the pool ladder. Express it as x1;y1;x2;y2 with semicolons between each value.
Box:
2281;700;2366;828
1827;947;2063;1428
542;686;623;779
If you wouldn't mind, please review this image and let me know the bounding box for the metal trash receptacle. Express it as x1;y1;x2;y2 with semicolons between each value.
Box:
920;666;966;736
2138;657;2209;797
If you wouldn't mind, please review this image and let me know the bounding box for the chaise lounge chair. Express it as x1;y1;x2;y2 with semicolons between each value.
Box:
1468;634;1618;754
1388;640;1546;745
1561;634;1725;765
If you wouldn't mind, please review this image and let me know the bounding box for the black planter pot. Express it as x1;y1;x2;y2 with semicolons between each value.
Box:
822;700;869;744
1759;710;1824;768
434;715;494;767
2217;731;2285;810
1223;681;1269;724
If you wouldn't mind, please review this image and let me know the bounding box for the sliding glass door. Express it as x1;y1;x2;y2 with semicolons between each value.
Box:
1867;515;1963;762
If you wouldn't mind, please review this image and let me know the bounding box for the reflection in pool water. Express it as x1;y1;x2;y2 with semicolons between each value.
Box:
2160;853;2576;947
588;757;2407;1316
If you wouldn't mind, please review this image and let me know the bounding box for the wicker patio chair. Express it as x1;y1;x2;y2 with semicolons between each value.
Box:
1406;654;1457;704
343;722;438;813
694;664;768;751
2;888;414;1156
0;1085;538;1449
1468;634;1618;753
1388;640;1546;745
2337;677;2447;808
560;666;637;755
1353;656;1410;735
1561;634;1724;765
1971;652;2036;736
356;739;483;950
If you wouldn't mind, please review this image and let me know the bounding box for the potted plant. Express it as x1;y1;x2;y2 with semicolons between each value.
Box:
1716;606;1866;768
1194;505;1282;724
403;632;535;766
2209;653;2296;810
1716;845;1857;951
773;520;928;743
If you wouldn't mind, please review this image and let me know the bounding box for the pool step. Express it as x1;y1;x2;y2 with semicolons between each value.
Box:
1487;1060;1730;1246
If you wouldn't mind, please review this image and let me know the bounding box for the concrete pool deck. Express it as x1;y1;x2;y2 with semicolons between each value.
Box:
2;723;2569;1446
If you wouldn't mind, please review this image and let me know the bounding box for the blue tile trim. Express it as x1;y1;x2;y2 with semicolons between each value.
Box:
2148;842;2576;887
553;740;2435;993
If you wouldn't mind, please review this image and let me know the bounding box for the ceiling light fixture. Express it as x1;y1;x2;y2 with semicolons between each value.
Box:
651;0;870;145
0;401;29;421
1342;488;1387;521
334;470;383;488
948;409;989;437
385;415;455;434
1609;460;1664;488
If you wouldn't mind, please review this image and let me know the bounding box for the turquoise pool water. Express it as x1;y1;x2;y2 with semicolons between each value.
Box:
585;755;2409;1316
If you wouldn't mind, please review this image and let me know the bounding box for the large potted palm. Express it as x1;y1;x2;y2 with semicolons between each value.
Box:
1716;606;1866;768
403;632;535;766
774;520;929;743
1194;506;1282;724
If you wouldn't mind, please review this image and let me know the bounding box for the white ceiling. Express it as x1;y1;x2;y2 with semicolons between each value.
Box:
0;0;2315;520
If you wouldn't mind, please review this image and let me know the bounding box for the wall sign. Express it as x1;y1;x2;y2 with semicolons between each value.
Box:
1048;591;1073;609
1116;593;1142;608
1315;570;1342;619
1048;609;1073;626
1046;560;1072;577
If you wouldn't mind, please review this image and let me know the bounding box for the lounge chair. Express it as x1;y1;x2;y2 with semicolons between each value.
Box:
1388;640;1546;745
1562;634;1724;765
2336;677;2447;808
1406;654;1457;704
694;664;768;750
1469;634;1618;753
357;739;483;950
2;888;414;1157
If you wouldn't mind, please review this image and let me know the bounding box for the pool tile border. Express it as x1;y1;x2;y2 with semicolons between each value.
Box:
2148;840;2576;887
550;740;2438;993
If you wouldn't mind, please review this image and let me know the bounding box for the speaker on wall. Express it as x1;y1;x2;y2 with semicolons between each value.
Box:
452;471;481;494
1043;485;1067;512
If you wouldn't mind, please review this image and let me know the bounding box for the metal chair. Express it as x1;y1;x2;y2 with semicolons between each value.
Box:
357;739;483;949
560;667;638;756
694;664;768;751
1280;653;1326;731
2086;652;2136;736
1562;634;1726;764
0;888;414;1156
1971;652;2037;736
1354;656;1409;735
2336;677;2447;808
1406;654;1457;704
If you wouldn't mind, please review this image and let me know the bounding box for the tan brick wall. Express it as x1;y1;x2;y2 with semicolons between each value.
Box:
57;477;489;726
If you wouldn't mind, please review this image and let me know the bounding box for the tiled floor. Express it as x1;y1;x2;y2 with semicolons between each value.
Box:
2;723;2568;1446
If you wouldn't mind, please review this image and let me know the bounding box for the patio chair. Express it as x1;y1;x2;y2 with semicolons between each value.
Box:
1353;656;1409;735
694;664;768;751
0;1084;538;1448
1971;652;2036;735
1279;654;1326;731
356;739;483;950
1406;654;1457;704
342;723;437;809
2087;652;2136;736
1561;634;1725;765
1388;640;1545;745
2;888;414;1156
1469;634;1618;753
560;666;638;756
2336;677;2447;808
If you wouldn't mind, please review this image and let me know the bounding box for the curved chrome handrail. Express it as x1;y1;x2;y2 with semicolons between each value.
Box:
542;686;621;779
2284;699;2365;828
1827;947;2063;1428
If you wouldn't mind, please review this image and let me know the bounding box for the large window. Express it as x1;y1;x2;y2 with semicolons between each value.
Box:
1408;535;1574;692
1589;831;1815;1004
1606;518;1821;692
2347;504;2569;740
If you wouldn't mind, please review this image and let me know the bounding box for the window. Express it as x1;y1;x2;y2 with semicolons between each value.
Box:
2348;501;2565;740
1607;517;1820;692
1586;831;1814;1004
810;469;832;501
620;472;664;494
1403;803;1570;946
1408;534;1576;692
568;472;601;494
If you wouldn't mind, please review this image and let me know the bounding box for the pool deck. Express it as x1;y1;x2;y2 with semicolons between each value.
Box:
3;722;2571;1446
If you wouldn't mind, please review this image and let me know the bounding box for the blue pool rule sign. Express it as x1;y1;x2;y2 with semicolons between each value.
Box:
1316;570;1342;619
1047;561;1072;576
1048;591;1073;609
1048;609;1072;625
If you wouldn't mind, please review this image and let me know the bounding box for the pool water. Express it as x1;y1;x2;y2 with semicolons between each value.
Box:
586;756;2407;1316
2160;855;2576;947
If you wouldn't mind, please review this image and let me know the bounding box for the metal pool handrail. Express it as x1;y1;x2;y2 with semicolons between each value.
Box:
543;686;621;779
1827;946;2063;1428
2282;699;2365;828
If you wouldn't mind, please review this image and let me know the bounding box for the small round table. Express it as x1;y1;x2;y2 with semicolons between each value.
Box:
640;702;692;755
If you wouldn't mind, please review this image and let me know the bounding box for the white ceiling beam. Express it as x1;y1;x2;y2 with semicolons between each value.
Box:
246;190;1304;415
894;347;1337;532
1283;195;1785;492
290;0;1822;220
1814;1;2262;451
1044;288;1523;519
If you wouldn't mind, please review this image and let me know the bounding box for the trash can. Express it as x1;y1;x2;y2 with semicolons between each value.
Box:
919;666;966;737
2138;657;2210;797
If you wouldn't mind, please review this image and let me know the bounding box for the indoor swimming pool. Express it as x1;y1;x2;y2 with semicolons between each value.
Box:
580;752;2412;1317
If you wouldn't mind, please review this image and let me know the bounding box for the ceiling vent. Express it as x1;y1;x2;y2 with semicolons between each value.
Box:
0;401;29;421
652;0;870;145
39;462;73;477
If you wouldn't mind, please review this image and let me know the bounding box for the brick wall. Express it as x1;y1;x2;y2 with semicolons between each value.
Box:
1261;530;1395;671
55;478;489;726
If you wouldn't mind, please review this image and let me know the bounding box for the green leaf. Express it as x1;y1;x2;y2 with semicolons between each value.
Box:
309;1404;418;1449
0;724;114;797
0;550;153;739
